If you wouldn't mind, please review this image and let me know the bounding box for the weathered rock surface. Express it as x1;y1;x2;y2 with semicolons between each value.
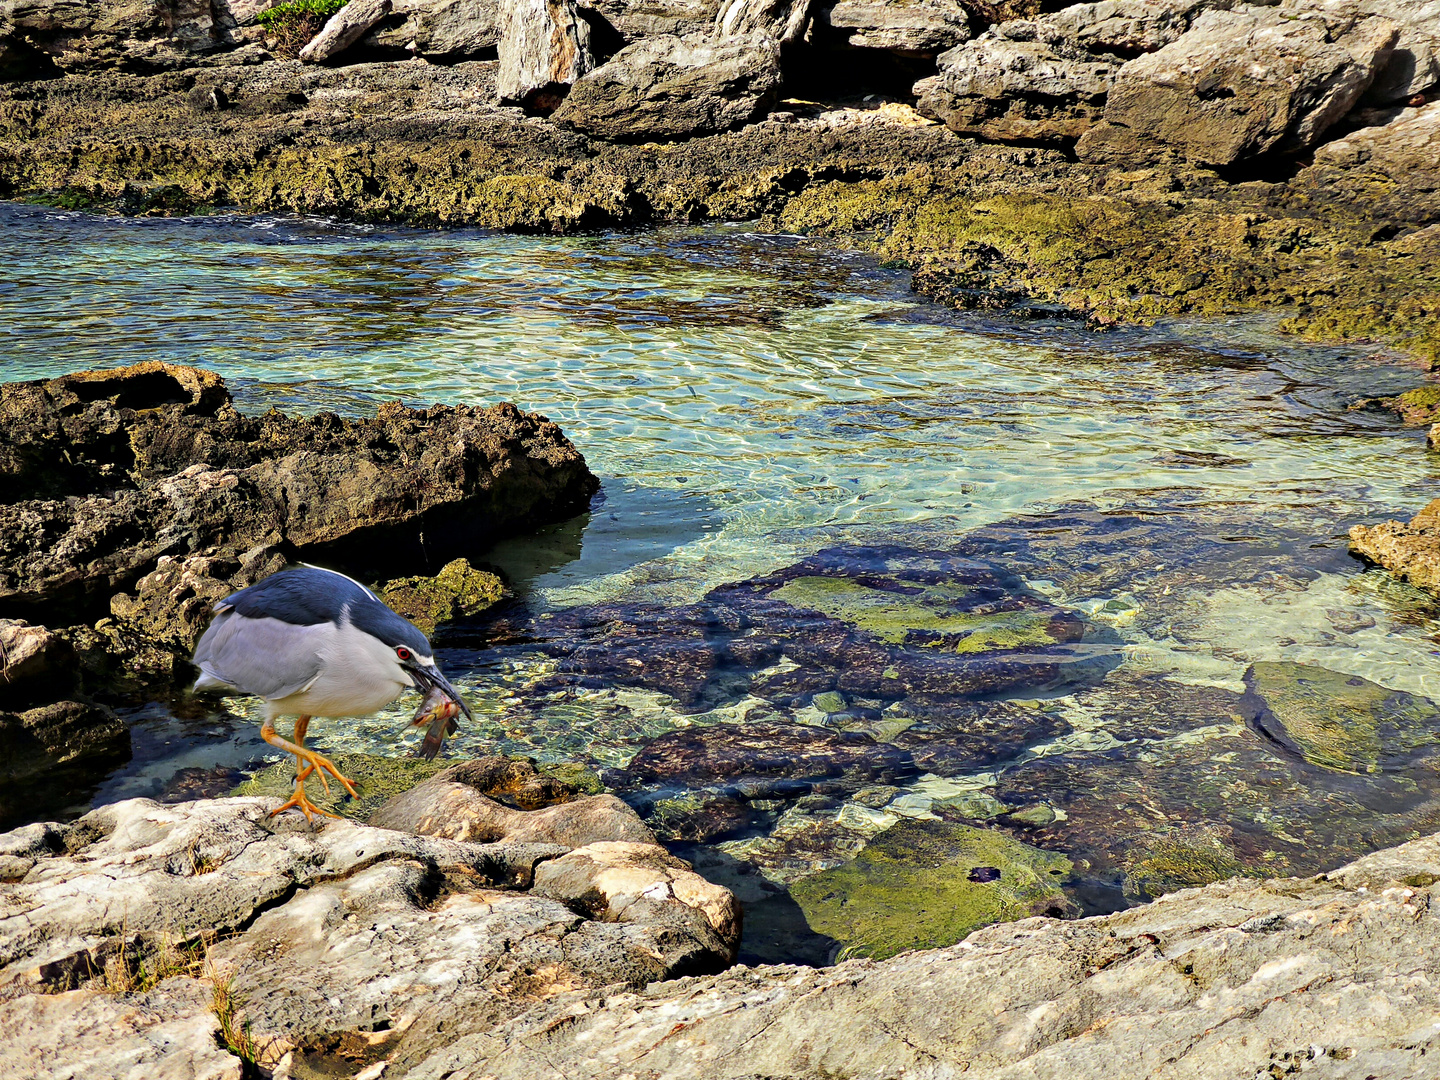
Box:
1077;3;1400;165
1351;0;1440;104
299;0;394;62
402;831;1440;1079
580;0;718;41
552;29;780;139
1350;497;1440;598
1310;101;1440;218
0;795;738;1074
914;0;1222;143
0;0;261;76
815;0;971;55
0;700;125;782
0;361;597;620
363;0;502;59
714;0;810;45
0;619;75;706
496;0;595;110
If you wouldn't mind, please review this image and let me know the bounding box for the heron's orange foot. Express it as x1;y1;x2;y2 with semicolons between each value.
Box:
298;749;360;800
268;780;341;824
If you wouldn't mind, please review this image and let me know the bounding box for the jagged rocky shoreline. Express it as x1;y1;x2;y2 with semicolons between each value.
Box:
1;0;1438;361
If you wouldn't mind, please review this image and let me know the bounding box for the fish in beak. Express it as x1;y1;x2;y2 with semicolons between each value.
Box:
401;660;473;760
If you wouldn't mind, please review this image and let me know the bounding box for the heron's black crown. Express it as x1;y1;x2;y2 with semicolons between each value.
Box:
220;566;433;657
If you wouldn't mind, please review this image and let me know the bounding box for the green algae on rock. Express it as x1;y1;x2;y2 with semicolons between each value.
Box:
789;818;1073;960
377;557;506;636
232;751;450;820
1121;827;1246;903
1241;661;1440;775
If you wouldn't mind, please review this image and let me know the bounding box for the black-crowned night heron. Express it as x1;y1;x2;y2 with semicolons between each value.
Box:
192;565;473;821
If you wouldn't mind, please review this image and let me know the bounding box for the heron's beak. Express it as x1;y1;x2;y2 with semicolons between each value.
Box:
403;660;475;723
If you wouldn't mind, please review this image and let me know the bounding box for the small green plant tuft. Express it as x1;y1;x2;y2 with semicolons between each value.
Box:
102;934;207;994
258;0;347;58
211;970;264;1071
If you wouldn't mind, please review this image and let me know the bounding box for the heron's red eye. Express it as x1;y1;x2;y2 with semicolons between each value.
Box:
396;647;411;661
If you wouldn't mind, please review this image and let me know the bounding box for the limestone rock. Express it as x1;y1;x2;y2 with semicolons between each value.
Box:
377;557;505;635
551;30;780;140
816;0;971;54
406;830;1440;1079
1310;100;1440;218
579;0;719;41
0;796;737;1072
1076;4;1400;165
1343;0;1440;104
531;840;742;957
496;0;595;110
363;0;503;58
0;978;243;1080
714;0;811;45
0;699;126;783
0;0;251;75
0;362;598;622
1349;497;1440;598
370;758;657;846
299;0;394;61
914;0;1223;143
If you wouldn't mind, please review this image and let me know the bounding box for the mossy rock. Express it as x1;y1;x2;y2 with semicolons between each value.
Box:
769;576;1068;654
377;559;505;637
232;752;448;821
1122;831;1245;902
789;818;1072;961
537;761;606;796
1241;662;1440;775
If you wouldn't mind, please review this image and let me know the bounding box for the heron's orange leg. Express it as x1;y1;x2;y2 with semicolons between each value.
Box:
261;716;358;822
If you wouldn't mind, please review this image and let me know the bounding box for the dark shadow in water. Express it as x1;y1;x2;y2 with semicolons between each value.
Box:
482;482;725;599
667;842;843;967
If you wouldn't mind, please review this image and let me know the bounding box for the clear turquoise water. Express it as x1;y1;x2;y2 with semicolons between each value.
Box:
6;203;1440;940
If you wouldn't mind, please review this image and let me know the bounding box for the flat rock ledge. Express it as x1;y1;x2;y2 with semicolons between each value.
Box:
0;792;739;1078
5;791;1440;1077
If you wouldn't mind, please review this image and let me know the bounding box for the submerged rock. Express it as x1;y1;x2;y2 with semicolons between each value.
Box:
231;751;453;820
1241;661;1440;775
788;818;1074;960
1349;497;1440;598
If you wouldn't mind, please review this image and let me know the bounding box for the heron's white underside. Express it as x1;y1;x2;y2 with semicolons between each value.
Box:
267;618;414;719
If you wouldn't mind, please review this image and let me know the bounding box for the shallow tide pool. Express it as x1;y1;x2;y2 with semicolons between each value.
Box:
6;202;1440;963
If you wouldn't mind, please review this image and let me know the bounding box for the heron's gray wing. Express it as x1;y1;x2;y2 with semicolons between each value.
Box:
192;610;327;700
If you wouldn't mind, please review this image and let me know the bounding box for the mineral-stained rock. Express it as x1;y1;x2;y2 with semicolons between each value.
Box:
789;818;1074;960
914;0;1223;143
0;362;597;621
411;831;1440;1080
496;0;595;110
299;0;394;61
1076;4;1400;165
814;0;971;55
377;557;506;635
1240;660;1440;775
551;30;781;140
0;796;738;1072
1349;497;1440;598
